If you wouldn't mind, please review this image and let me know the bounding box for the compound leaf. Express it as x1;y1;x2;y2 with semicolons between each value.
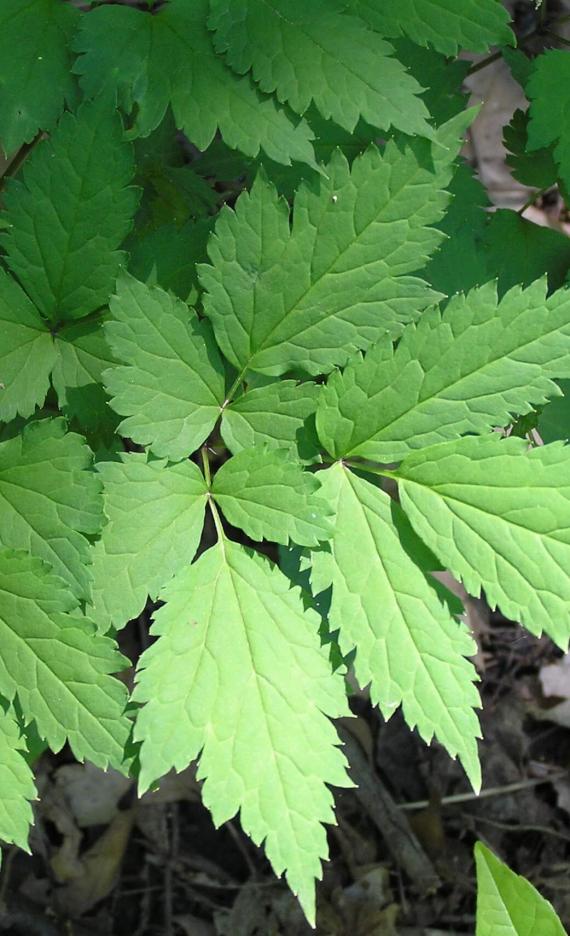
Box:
527;51;570;193
475;843;567;936
0;0;79;155
104;275;226;461
1;94;138;323
133;538;351;924
317;279;570;461
212;448;333;546
0;419;102;601
0;701;36;853
395;435;570;649
221;380;320;455
200;112;473;378
0;549;130;770
208;0;431;138
313;464;481;789
74;0;317;170
88;454;208;633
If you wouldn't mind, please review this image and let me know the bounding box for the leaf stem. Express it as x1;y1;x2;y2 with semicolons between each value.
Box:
200;446;212;487
343;458;396;479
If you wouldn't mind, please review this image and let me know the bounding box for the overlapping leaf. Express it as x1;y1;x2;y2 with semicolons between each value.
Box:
312;464;481;788
133;538;350;924
200;111;473;378
317;280;570;462
395;435;570;648
0;701;36;854
221;380;319;454
88;454;208;633
73;0;317;169
527;51;570;193
0;549;130;770
1;94;138;323
208;0;431;137
0;419;102;601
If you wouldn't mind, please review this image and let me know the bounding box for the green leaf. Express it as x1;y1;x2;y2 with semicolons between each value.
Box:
200;112;473;378
73;0;318;170
355;0;513;56
88;454;208;633
208;0;431;138
0;0;79;155
391;39;470;126
133;538;351;924
0;419;103;601
1;94;138;323
0;549;130;770
482;212;570;295
395;435;570;649
505;109;558;192
0;701;36;852
475;842;567;936
0;269;56;423
527;50;570;193
128;218;213;301
212;448;333;546
317;280;570;462
312;464;481;789
221;380;320;455
539;380;570;443
104;274;226;461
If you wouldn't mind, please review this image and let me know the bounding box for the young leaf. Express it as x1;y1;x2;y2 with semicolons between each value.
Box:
133;539;351;925
88;454;208;633
73;0;317;170
527;50;570;193
0;549;130;770
475;842;567;936
200;112;474;378
0;269;56;423
312;464;481;789
221;380;320;455
395;435;570;649
212;448;333;546
104;274;226;461
317;280;570;462
0;0;79;155
208;0;432;138
0;419;103;601
1;95;138;323
0;702;36;853
354;0;513;56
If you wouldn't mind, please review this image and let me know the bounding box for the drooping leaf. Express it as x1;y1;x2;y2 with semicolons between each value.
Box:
1;94;138;323
0;269;56;423
0;701;36;853
133;538;351;925
88;454;208;633
395;435;570;648
221;380;320;455
317;280;570;462
0;419;103;601
312;464;481;789
104;274;226;461
527;50;570;193
475;842;567;936
73;0;318;170
0;0;79;155
200;112;474;378
208;0;431;138
0;549;130;770
354;0;513;56
212;448;333;546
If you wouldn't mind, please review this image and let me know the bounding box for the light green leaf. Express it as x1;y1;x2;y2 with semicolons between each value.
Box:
0;269;56;423
527;51;570;193
212;448;333;547
0;419;103;601
73;0;317;170
475;842;567;936
355;0;513;56
0;549;130;770
208;0;431;137
0;0;79;155
221;380;320;454
88;454;208;633
104;274;226;461
1;94;138;323
395;435;570;649
200;112;474;378
313;464;481;789
133;538;351;924
0;702;36;852
317;279;570;461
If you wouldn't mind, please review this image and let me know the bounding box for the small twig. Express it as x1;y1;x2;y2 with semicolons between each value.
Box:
464;812;570;844
518;185;552;216
467;49;503;77
398;770;567;811
546;28;570;47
